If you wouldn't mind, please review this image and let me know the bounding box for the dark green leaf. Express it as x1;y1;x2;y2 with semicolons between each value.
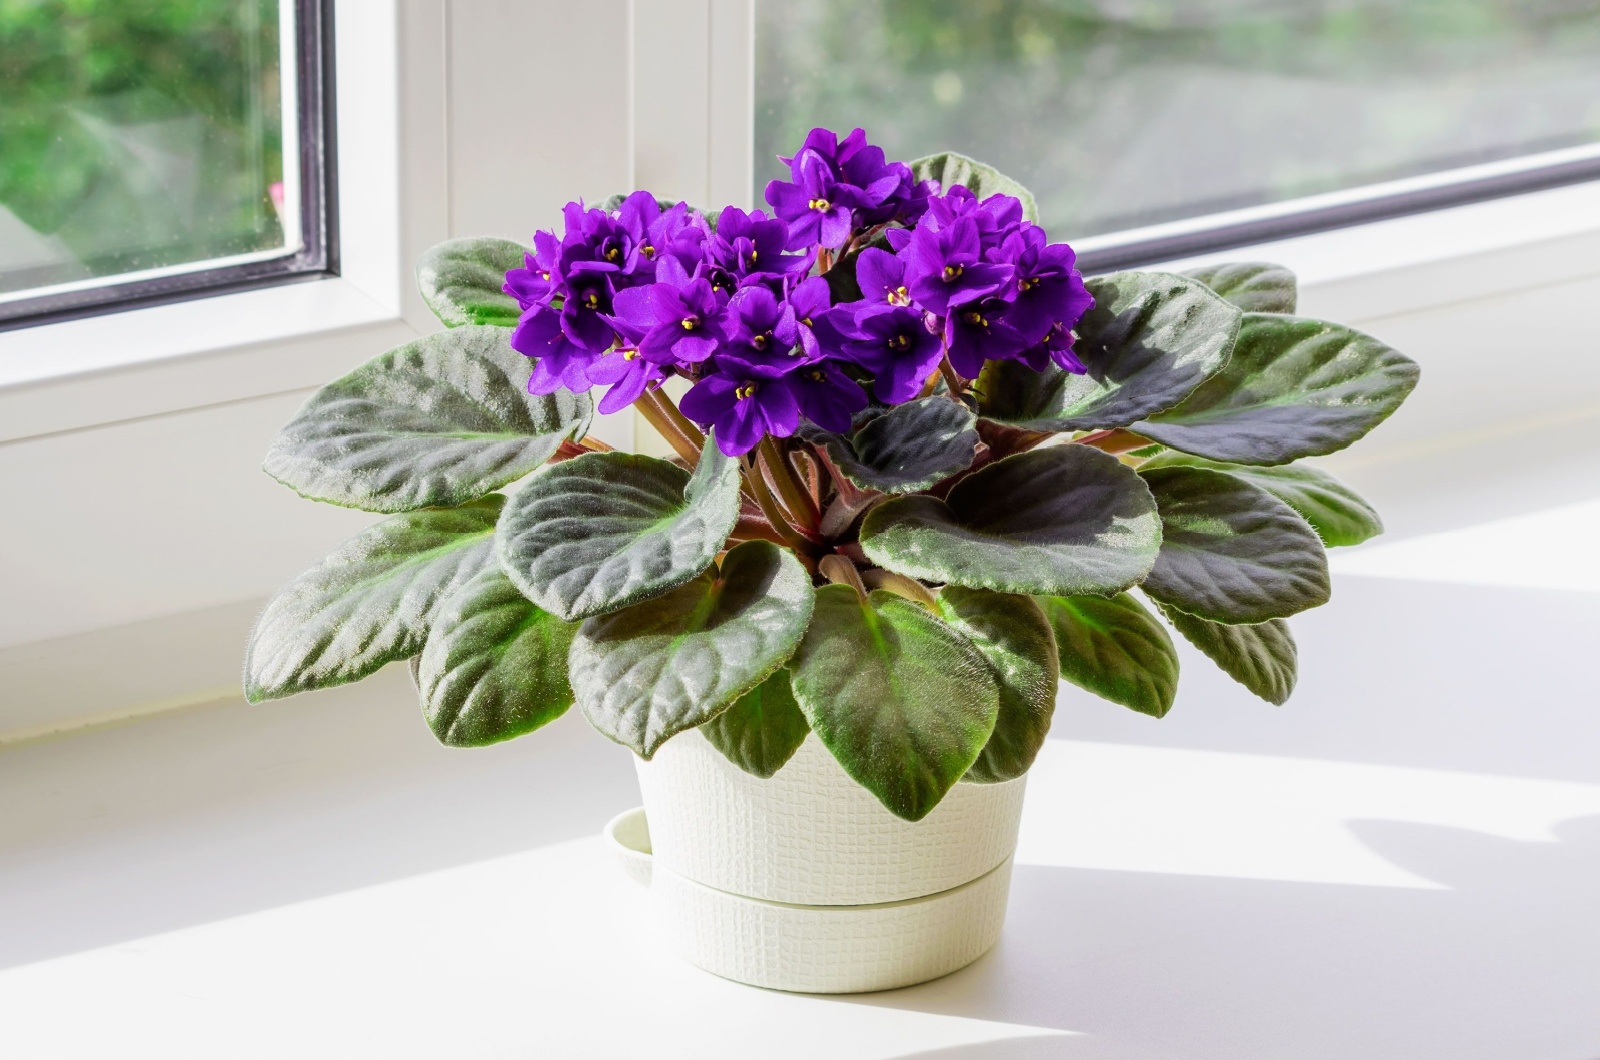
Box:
244;497;502;701
569;541;813;758
1158;601;1297;705
860;445;1161;597
938;587;1059;783
417;566;576;746
1037;592;1178;718
699;668;810;779
1139;465;1329;624
819;396;980;494
790;585;1000;821
1183;262;1297;314
416;238;529;327
1140;452;1382;547
976;271;1240;432
497;441;742;622
1134;313;1420;465
263;326;591;513
909;152;1038;223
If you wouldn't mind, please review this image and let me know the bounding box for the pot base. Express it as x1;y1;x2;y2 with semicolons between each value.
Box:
605;807;1010;994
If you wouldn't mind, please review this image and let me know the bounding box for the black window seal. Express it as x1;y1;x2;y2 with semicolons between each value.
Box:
0;0;339;333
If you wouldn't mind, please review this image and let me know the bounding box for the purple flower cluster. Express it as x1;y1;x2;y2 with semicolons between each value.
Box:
504;128;1093;457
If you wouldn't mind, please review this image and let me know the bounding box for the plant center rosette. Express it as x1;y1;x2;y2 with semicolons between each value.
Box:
246;127;1418;822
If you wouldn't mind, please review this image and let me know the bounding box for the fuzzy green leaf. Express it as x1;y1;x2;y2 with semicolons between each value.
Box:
699;668;810;779
263;326;590;513
245;497;503;701
860;445;1161;597
790;585;1000;821
976;271;1240;432
497;442;742;622
938;587;1059;783
1134;313;1420;465
1158;601;1297;706
1183;262;1297;314
418;566;577;746
569;542;814;758
1037;592;1178;718
1141;452;1382;547
820;396;980;494
910;151;1039;223
1139;465;1330;624
1158;602;1292;710
417;238;529;327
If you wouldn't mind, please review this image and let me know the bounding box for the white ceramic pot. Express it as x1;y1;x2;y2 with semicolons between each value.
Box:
603;729;1027;993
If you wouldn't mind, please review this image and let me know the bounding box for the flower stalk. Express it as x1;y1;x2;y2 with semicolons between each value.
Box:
635;386;704;465
1075;428;1150;455
760;436;822;532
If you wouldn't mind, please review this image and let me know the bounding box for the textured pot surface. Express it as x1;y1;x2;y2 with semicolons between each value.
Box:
634;730;1027;905
656;853;1015;994
604;808;1016;995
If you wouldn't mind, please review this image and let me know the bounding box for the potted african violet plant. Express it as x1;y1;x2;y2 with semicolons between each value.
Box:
245;127;1418;993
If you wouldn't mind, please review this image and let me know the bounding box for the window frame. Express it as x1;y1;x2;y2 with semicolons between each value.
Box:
0;0;340;331
1074;144;1600;274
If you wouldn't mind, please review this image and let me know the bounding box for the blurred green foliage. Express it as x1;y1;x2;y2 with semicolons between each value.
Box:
757;0;1600;237
0;0;286;290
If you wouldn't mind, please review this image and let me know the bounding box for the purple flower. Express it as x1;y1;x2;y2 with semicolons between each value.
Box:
766;128;907;250
991;227;1094;343
789;359;869;433
609;255;728;367
680;373;800;457
944;296;1028;378
646;201;712;277
854;247;913;308
503;230;563;308
558;263;618;352
922;187;1025;249
718;285;801;376
1019;321;1088;375
903;217;1013;315
841;304;944;404
510;305;601;395
788;276;847;360
710;206;812;285
586;345;665;414
765;149;856;250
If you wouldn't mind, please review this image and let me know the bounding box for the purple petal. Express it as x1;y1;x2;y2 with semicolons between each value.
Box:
855;247;903;304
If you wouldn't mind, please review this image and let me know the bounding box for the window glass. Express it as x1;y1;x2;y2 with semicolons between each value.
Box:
0;1;297;299
755;0;1600;239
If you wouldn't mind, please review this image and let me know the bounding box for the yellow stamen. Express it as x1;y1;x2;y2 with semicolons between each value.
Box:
810;369;825;381
888;334;910;351
751;334;768;351
641;245;656;259
942;263;963;281
583;291;600;309
1019;276;1037;292
963;310;986;326
808;197;830;212
605;247;621;262
623;349;639;360
888;285;910;305
681;318;698;330
735;383;759;400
